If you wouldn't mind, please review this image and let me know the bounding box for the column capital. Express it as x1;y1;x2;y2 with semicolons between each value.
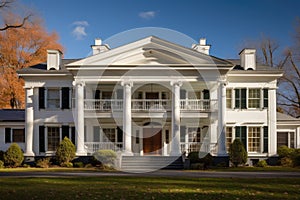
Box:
218;76;227;85
72;81;85;87
170;81;182;87
121;81;133;87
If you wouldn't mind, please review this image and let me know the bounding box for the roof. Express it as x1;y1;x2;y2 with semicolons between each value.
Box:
227;59;282;72
0;109;25;122
277;112;300;121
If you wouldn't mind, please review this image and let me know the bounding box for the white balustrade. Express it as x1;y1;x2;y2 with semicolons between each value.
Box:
180;142;218;155
84;142;123;153
83;99;217;112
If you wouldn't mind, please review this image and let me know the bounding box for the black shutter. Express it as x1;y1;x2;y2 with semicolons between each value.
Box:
39;87;45;109
263;89;268;108
71;127;76;145
39;126;45;153
93;126;100;142
235;89;240;109
116;89;123;99
22;128;25;143
203;89;210;99
263;126;268;153
235;126;247;150
241;126;247;150
61;87;70;109
180;89;186;99
62;125;69;140
180;126;186;143
117;127;123;143
241;89;247;109
95;90;101;99
5;128;11;143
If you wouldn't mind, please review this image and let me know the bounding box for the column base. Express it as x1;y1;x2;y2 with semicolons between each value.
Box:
122;151;134;156
76;151;87;156
24;151;35;157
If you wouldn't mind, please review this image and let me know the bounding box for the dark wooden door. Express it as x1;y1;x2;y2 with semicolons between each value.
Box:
143;128;162;155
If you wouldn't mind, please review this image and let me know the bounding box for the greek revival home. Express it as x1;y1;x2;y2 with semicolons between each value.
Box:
1;36;299;166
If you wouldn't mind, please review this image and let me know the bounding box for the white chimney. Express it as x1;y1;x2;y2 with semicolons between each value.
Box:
192;38;211;55
47;50;62;70
239;49;256;70
91;38;110;55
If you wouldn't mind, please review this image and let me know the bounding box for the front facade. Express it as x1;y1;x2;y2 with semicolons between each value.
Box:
12;36;299;164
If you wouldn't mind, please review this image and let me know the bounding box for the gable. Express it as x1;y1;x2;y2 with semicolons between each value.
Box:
66;36;232;69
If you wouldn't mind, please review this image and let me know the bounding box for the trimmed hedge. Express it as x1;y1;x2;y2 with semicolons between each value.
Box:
56;137;76;166
93;150;117;169
4;143;24;168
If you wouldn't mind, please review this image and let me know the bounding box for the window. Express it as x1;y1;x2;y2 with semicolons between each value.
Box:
226;127;233;151
235;126;247;149
180;126;186;143
47;89;60;109
135;130;140;144
187;127;201;143
165;130;170;144
103;128;116;142
5;128;25;143
93;126;100;142
277;132;295;149
47;127;60;151
12;129;25;143
248;89;260;108
248;127;261;152
235;88;247;109
226;89;232;109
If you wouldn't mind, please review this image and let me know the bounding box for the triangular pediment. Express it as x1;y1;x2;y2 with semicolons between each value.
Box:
66;36;232;68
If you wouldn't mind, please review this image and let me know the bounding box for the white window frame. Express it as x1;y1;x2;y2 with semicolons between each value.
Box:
248;88;261;109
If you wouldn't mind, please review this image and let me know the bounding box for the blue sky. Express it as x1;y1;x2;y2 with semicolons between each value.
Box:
22;0;300;59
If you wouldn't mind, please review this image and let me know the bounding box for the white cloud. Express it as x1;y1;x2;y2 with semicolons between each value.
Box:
139;11;156;19
71;20;89;40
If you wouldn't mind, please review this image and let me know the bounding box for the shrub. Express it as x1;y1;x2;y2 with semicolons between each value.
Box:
61;162;73;168
73;162;84;168
256;160;268;168
93;150;117;169
4;143;24;168
187;152;201;163
229;139;248;167
0;160;4;169
56;137;76;166
292;149;300;167
280;157;293;167
23;164;31;168
36;157;51;168
0;150;5;161
187;152;213;170
277;145;294;159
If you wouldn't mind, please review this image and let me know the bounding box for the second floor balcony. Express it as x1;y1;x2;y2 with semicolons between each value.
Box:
83;99;217;112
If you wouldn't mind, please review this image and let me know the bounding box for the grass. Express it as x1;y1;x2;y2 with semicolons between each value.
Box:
0;176;299;200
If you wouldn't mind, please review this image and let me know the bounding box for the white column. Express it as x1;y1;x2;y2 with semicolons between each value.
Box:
170;81;182;156
269;88;277;155
122;82;133;155
75;82;86;155
217;81;227;156
24;87;34;156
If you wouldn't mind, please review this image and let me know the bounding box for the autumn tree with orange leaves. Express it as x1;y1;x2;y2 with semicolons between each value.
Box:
0;1;63;108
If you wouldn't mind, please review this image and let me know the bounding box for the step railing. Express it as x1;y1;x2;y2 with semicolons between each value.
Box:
180;142;218;155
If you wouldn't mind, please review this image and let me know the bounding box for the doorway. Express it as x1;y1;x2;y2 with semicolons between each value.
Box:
143;128;162;155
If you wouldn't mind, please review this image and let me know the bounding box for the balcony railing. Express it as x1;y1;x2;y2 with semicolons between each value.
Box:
180;99;217;111
132;99;171;111
85;142;123;154
83;99;217;112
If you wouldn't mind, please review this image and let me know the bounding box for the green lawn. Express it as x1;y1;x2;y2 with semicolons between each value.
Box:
0;176;299;200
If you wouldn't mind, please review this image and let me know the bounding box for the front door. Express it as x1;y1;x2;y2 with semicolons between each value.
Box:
143;128;162;155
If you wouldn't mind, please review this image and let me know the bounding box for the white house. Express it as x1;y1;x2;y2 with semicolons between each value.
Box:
1;35;299;167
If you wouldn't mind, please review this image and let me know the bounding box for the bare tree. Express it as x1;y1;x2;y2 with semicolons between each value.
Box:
0;0;31;31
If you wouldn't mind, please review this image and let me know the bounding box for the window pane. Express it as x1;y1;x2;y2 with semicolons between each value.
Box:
188;127;201;143
226;89;232;108
248;127;260;152
277;132;288;148
47;89;60;108
12;129;25;143
248;89;260;108
226;127;232;152
47;127;60;151
103;128;116;142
